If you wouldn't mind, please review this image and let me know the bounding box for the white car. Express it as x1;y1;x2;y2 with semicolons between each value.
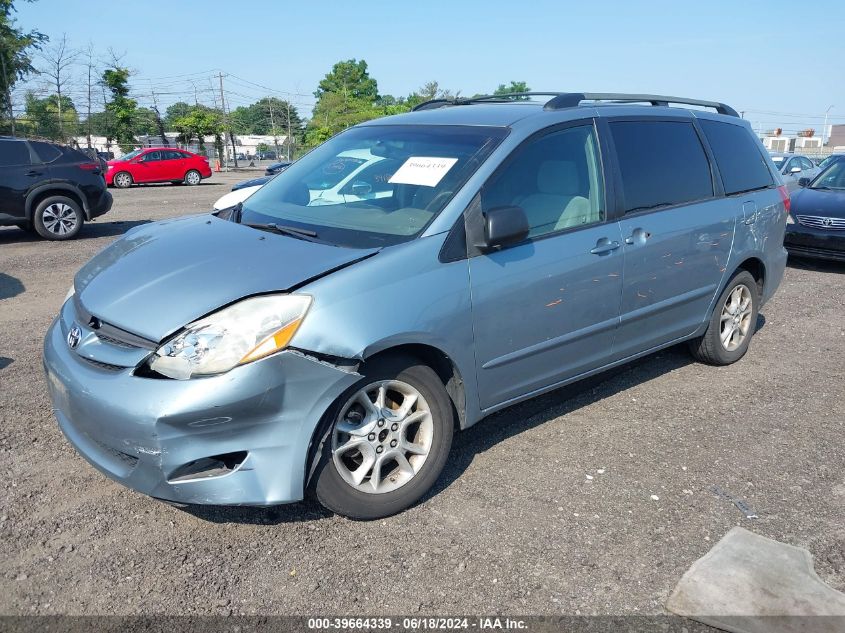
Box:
212;149;389;211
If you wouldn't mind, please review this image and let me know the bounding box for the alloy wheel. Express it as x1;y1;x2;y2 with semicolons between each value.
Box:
41;202;78;236
331;380;434;494
720;284;753;351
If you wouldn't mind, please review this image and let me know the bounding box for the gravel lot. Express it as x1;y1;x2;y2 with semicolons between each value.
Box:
1;171;844;617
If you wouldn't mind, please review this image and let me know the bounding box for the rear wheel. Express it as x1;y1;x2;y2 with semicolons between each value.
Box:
184;170;201;186
33;196;83;240
688;270;759;365
113;171;133;188
313;356;454;519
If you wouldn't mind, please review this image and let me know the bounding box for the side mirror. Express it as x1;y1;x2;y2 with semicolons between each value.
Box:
350;181;372;196
798;177;811;188
482;206;529;249
790;166;802;174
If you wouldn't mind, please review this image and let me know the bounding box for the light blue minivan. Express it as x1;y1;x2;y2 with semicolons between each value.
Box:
44;93;789;519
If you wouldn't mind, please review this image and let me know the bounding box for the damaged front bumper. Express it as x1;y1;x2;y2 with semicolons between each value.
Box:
43;311;360;506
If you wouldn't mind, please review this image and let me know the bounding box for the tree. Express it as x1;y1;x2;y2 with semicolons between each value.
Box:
132;107;159;137
493;81;531;99
37;32;78;138
172;105;221;154
164;101;192;128
23;91;77;139
0;0;48;134
101;64;137;151
314;59;378;101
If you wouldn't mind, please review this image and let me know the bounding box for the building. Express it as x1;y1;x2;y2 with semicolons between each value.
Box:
829;124;845;149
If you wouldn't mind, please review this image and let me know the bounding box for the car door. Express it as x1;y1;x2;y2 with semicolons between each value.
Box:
467;121;624;409
799;156;819;181
0;139;36;221
607;117;735;360
135;150;164;182
160;150;184;180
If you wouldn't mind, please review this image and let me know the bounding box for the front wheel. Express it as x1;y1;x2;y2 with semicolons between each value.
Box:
688;270;759;365
184;170;202;186
313;356;454;519
112;171;133;188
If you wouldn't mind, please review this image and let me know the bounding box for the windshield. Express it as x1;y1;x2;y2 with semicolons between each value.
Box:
120;149;144;161
240;124;508;248
810;161;845;190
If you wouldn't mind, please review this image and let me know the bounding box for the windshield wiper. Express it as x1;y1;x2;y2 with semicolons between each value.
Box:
243;222;319;241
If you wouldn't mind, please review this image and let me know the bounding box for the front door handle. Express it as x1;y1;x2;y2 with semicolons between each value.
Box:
590;240;621;255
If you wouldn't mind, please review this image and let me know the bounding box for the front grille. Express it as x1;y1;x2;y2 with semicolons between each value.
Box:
80;357;125;372
796;215;845;230
96;333;139;349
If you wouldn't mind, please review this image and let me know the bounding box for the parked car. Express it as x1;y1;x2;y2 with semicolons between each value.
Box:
105;147;212;188
44;92;788;519
0;136;112;240
784;160;845;261
258;150;277;160
233;175;273;191
769;153;820;190
818;154;845;171
265;161;292;176
213;183;265;211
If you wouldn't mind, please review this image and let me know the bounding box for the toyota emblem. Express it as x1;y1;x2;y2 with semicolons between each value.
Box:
823;217;833;227
67;325;82;349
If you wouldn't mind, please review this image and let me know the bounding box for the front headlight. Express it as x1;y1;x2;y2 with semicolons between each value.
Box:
148;294;311;380
786;213;795;225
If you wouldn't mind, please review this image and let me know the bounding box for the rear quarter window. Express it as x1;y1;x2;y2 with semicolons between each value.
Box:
698;119;773;195
0;140;31;166
609;120;713;213
30;141;63;163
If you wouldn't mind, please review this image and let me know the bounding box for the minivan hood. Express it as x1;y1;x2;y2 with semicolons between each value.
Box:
74;215;377;342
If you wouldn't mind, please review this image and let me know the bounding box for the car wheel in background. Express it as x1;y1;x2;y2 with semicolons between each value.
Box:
33;196;83;240
113;172;133;188
688;270;759;365
184;170;202;186
312;355;454;520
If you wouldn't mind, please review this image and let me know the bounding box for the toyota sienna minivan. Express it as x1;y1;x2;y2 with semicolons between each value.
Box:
44;92;789;519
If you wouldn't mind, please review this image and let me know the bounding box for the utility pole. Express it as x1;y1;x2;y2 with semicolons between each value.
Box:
286;100;292;161
219;72;238;168
824;105;834;147
267;97;279;159
0;54;14;136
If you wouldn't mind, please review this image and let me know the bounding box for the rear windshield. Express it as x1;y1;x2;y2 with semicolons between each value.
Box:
240;125;508;248
699;120;775;194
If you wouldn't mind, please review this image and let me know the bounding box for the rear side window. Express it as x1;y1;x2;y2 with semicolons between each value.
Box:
698;120;774;195
0;140;31;166
610;120;713;213
30;141;63;163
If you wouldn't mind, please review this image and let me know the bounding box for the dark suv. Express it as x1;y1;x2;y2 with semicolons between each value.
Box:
0;137;113;240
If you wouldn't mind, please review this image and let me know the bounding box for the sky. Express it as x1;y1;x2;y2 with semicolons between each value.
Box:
13;0;845;135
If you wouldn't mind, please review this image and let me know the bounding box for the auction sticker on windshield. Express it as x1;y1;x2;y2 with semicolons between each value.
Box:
388;156;459;187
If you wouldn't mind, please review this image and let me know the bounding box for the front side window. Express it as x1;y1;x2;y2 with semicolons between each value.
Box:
799;157;815;170
121;149;143;161
0;140;31;166
610;120;713;213
142;151;161;162
482;124;605;238
240;125;507;248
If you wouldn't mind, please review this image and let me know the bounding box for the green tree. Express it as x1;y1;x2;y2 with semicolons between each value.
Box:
493;81;531;99
132;107;159;137
101;65;137;151
164;101;191;128
0;0;48;134
314;58;378;101
172;105;221;154
22;92;77;139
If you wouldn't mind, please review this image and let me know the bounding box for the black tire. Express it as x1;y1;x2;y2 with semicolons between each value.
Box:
113;171;133;188
33;195;83;240
184;170;202;186
312;355;454;520
688;270;759;365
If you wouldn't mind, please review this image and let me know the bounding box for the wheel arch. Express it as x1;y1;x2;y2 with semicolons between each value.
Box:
734;256;765;297
26;185;87;220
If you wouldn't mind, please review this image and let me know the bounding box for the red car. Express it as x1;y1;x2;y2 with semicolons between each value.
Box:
106;147;212;188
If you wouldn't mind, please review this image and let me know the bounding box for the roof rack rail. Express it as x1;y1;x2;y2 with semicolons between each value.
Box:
543;93;739;117
411;92;738;117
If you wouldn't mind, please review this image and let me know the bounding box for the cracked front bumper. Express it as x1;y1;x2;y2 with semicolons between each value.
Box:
43;316;359;505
